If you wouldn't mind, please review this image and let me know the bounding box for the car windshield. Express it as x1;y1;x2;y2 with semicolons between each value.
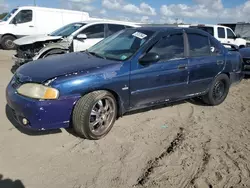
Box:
2;8;18;22
88;29;155;61
50;23;86;37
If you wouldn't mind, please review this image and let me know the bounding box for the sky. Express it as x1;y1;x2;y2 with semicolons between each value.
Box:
0;0;249;24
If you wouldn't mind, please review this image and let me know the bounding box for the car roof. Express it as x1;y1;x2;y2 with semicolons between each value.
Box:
134;26;211;36
74;19;140;27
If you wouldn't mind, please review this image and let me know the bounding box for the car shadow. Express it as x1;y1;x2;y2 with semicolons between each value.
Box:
65;98;209;138
0;174;25;188
5;105;62;136
244;74;250;79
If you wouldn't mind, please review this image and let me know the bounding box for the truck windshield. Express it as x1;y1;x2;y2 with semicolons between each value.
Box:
50;23;86;37
88;29;155;61
2;8;18;22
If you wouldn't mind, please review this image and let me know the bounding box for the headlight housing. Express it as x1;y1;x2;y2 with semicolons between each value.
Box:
17;83;59;100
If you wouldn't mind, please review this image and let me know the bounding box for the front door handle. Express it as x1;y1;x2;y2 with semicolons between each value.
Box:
29;25;34;27
178;64;187;70
217;60;224;65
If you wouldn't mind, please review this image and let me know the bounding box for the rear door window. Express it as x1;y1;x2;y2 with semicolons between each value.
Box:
11;9;33;24
218;27;226;38
80;24;105;38
148;34;184;61
107;24;125;36
188;33;210;57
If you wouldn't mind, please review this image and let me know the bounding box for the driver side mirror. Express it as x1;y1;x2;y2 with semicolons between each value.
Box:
139;52;160;65
76;34;87;40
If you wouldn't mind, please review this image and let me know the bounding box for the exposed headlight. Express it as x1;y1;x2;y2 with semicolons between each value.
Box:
17;83;59;99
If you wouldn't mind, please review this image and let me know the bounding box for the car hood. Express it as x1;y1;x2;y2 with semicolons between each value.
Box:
14;34;63;46
16;52;119;83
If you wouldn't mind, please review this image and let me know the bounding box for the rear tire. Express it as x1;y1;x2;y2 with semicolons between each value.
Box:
202;74;230;106
72;91;117;140
1;35;16;50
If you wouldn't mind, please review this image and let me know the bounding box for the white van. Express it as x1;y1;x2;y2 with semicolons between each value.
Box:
0;6;89;50
190;24;247;48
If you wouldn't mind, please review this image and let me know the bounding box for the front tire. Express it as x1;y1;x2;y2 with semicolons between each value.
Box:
1;35;16;50
72;91;117;140
202;74;230;106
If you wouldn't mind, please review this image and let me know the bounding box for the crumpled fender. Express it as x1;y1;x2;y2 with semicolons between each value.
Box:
33;42;70;60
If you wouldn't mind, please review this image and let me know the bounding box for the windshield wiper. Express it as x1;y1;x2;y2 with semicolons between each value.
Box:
86;50;106;59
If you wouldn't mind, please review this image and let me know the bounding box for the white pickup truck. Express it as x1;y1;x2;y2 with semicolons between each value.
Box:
190;24;247;48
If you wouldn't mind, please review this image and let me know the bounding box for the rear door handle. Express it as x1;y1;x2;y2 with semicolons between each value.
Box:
178;64;187;70
217;60;224;65
29;25;34;27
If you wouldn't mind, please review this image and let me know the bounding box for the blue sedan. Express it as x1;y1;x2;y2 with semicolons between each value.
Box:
6;27;243;140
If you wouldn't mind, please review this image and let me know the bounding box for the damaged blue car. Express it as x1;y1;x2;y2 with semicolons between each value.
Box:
6;27;243;140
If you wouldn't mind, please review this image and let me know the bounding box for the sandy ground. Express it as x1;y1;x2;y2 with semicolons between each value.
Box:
0;50;250;188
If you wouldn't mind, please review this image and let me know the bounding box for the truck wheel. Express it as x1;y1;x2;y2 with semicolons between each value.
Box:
72;91;117;140
1;35;16;50
202;74;230;106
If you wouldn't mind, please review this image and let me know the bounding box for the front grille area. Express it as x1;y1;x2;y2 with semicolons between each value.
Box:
243;58;250;64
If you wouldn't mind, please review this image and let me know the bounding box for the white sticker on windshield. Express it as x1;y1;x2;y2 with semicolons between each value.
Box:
132;32;147;39
74;24;82;27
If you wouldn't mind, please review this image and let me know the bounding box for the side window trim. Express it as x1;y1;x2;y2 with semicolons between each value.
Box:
104;24;108;38
183;31;189;57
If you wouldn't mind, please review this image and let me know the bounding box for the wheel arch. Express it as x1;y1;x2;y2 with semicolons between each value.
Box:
35;45;68;59
40;48;67;58
80;88;125;118
1;33;17;40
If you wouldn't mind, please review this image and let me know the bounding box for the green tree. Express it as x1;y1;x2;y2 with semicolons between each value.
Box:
0;13;8;20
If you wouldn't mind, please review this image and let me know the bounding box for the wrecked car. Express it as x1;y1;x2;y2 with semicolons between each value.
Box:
6;27;243;140
239;47;250;75
12;20;139;68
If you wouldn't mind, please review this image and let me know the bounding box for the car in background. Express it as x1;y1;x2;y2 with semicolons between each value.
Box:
238;47;250;75
0;6;90;50
6;27;243;140
12;20;139;69
219;22;250;47
190;24;247;48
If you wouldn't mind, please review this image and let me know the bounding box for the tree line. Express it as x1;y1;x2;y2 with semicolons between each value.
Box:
0;13;7;19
